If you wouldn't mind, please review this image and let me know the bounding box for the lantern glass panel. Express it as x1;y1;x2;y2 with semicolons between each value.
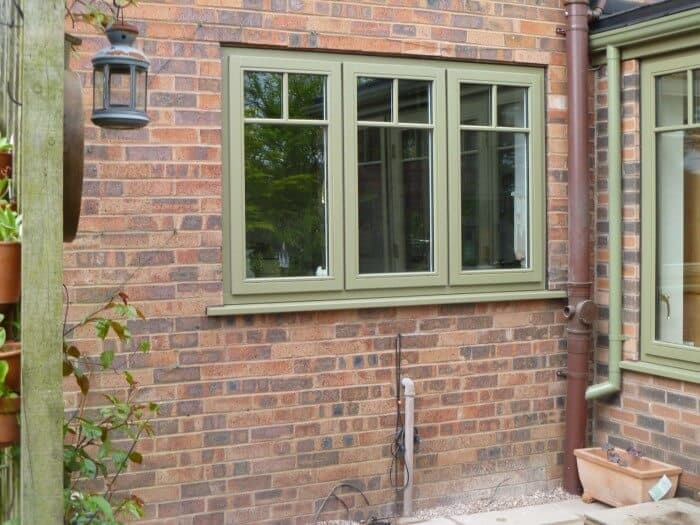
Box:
136;68;147;112
94;67;105;111
109;65;132;108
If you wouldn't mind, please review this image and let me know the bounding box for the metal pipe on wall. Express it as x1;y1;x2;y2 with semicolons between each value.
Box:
563;0;594;495
401;377;415;517
587;45;623;401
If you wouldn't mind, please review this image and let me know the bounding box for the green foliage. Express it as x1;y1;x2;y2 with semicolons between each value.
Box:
62;292;156;525
0;206;20;242
0;136;11;154
65;1;139;29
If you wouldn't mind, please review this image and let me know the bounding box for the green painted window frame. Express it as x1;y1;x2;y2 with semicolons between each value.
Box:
640;49;700;372
447;67;545;287
343;62;447;290
217;49;549;313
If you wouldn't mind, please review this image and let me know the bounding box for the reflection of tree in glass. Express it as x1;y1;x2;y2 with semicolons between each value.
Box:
244;72;282;118
243;73;328;278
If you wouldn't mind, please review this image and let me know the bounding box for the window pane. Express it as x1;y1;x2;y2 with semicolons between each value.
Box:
108;66;131;108
460;84;491;126
497;86;527;128
655;129;700;347
398;79;431;124
244;71;282;119
289;74;326;120
244;124;327;278
357;77;392;122
357;127;432;273
460;131;529;270
656;71;687;127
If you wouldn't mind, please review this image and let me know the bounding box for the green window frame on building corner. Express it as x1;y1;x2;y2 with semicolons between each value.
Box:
211;48;553;314
640;49;700;374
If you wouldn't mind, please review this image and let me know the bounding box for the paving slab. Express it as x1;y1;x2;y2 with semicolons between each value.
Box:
584;498;700;525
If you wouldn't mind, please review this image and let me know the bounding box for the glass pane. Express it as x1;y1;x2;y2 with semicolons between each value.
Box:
656;71;687;127
357;77;392;122
289;74;325;120
460;84;491;126
694;70;700;123
655;129;700;347
108;66;131;108
357;127;432;274
460;131;529;270
497;86;527;128
94;67;105;110
398;79;431;124
244;71;282;119
136;68;147;112
244;124;327;278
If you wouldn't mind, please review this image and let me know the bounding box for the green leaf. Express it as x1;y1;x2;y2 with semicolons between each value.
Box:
95;318;110;339
148;402;159;413
128;451;143;464
138;340;150;353
112;449;128;469
100;350;115;369
124;370;135;386
109;320;127;341
0;360;8;384
80;457;97;479
85;494;115;520
80;420;102;441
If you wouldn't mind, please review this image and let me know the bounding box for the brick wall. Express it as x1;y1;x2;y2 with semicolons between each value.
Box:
65;1;572;523
592;59;700;497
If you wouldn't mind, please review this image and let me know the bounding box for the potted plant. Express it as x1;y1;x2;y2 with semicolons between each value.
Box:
0;180;20;304
0;313;20;393
0;360;20;448
575;443;683;506
0;135;11;179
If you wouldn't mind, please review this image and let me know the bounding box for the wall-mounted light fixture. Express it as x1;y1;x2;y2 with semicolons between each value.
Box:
91;1;149;129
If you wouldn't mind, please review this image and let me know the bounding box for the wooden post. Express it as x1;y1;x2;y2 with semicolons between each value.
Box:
20;0;65;522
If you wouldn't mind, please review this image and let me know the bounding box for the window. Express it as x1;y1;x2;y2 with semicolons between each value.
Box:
218;50;547;312
641;51;700;372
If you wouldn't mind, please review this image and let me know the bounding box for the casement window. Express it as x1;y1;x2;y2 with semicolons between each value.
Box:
215;49;548;313
641;51;700;372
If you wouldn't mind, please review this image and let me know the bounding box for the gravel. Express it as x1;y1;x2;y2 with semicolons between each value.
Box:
412;487;577;521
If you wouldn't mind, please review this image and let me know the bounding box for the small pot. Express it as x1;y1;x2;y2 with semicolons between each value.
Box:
0;241;20;304
0;396;20;447
0;152;11;179
0;341;20;392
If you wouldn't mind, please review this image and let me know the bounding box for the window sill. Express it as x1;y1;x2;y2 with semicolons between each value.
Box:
206;289;566;316
620;360;700;384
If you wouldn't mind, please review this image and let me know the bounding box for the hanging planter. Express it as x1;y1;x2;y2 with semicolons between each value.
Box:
0;242;20;305
63;33;84;243
0;342;20;393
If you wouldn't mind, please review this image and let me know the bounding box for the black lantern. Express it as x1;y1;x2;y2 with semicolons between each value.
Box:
91;6;149;129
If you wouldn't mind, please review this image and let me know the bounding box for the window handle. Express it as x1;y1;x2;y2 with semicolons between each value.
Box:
659;292;671;320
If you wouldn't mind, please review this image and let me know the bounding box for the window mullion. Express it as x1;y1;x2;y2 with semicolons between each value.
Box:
282;72;289;120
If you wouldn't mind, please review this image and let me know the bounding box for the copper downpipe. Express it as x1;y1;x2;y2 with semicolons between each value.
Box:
563;0;594;494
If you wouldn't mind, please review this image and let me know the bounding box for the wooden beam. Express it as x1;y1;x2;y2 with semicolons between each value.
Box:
20;0;65;522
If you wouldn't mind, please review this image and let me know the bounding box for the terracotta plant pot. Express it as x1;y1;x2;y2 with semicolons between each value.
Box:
575;447;682;507
0;341;20;392
0;242;20;304
0;396;20;447
0;152;11;179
